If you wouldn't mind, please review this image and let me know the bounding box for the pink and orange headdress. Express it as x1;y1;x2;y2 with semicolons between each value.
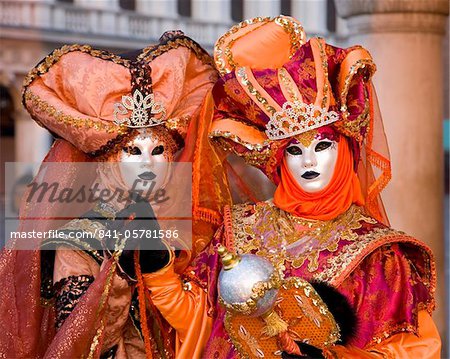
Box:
23;31;217;157
210;16;391;222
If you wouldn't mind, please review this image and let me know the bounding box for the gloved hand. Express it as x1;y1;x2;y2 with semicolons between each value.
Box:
105;196;170;279
281;281;357;359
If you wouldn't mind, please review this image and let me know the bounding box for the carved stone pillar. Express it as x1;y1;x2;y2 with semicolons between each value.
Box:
334;0;449;342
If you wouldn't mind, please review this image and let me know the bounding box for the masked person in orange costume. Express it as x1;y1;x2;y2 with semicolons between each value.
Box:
0;31;223;358
153;16;440;358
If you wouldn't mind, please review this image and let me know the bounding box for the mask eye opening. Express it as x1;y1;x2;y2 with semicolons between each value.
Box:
286;145;302;156
123;146;142;155
314;141;332;152
151;145;165;156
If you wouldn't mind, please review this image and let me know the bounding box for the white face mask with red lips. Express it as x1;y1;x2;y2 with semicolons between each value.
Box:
284;138;339;193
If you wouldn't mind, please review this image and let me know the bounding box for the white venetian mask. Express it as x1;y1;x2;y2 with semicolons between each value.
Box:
118;130;172;194
284;137;339;193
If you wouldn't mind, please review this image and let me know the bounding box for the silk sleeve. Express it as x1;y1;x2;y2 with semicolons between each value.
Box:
143;260;212;358
324;310;441;358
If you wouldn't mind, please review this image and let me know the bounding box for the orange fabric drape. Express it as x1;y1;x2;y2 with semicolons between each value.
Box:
273;136;364;220
143;262;212;359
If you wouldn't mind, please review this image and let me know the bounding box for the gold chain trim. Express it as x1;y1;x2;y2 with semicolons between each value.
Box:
24;89;126;135
236;67;278;116
215;16;306;76
23;44;130;92
340;58;376;120
316;38;331;109
137;35;214;67
209;129;268;150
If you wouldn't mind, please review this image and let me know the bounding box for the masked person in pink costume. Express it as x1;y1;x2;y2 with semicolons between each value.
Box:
0;31;221;358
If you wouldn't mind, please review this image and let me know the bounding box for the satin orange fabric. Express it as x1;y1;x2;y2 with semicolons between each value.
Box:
273;136;364;220
143;261;212;359
323;311;441;358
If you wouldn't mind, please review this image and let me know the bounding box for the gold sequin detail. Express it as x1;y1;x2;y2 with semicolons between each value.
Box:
22;44;130;91
316;38;331;109
295;129;318;147
214;16;306;75
236;67;277;116
24;89;127;135
138;36;214;67
340;58;376;120
209;129;268;151
278;67;301;102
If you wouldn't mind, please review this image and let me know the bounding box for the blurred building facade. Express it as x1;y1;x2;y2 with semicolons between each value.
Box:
0;0;449;354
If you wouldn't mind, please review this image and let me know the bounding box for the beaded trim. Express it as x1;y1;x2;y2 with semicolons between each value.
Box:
22;44;130;96
22;34;214;157
23;89;126;135
138;34;214;67
214;16;306;75
235;67;278;117
340;58;376;121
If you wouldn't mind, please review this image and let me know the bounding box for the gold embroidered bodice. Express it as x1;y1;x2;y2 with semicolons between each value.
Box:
228;201;378;272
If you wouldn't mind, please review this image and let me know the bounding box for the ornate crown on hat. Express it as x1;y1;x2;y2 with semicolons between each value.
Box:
113;89;166;128
265;101;340;140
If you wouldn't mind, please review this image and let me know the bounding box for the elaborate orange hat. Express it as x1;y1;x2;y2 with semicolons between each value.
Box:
22;31;217;158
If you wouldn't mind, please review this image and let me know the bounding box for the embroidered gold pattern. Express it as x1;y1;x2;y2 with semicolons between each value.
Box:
236;67;278;116
137;36;214;67
314;228;407;285
238;325;265;358
282;277;340;345
231;203;377;272
295;129;318;147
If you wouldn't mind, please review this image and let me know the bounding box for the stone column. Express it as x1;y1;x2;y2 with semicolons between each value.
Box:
334;0;449;342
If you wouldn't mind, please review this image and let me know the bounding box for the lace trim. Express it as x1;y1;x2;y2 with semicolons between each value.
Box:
54;274;95;329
